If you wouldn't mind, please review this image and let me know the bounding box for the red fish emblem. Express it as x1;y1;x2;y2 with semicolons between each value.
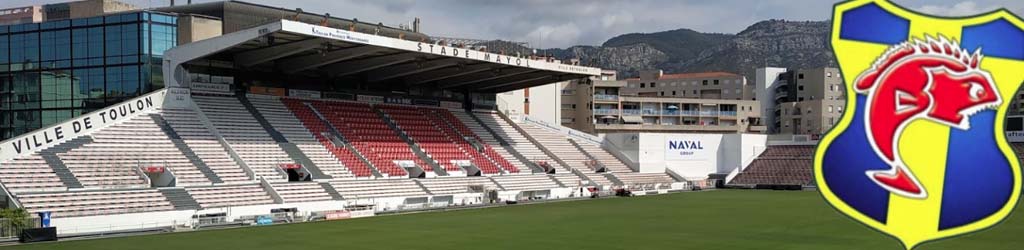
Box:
854;36;1002;199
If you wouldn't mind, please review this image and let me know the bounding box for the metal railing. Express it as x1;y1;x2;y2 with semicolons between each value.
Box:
593;94;619;101
622;110;641;115
594;109;619;115
0;217;39;239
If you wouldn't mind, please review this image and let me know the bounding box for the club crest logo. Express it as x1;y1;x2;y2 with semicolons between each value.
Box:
815;0;1024;249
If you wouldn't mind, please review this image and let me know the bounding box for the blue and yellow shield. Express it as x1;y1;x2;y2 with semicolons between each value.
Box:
815;0;1024;249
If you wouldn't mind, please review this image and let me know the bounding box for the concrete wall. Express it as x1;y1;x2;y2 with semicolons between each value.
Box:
528;83;562;125
603;133;640;164
178;15;224;45
50;199;345;235
629;133;767;180
756;67;788;133
67;0;136;19
497;82;563;125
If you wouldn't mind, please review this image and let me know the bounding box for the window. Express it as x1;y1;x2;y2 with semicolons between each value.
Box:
828;105;834;113
80;67;104;101
40;29;71;69
799;74;805;79
829;117;835;126
9;33;40;71
660;92;665;96
651;82;657;88
713;80;720;85
827;72;832;77
692;90;697;94
672;91;676;96
837;106;843;113
640;83;645;88
798;85;805;91
830;85;836;91
702;80;708;85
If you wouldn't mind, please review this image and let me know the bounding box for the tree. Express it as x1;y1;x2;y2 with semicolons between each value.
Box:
0;208;31;237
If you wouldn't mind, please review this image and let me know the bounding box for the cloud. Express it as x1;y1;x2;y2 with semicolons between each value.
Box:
525;22;582;49
917;1;987;16
1;0;1021;48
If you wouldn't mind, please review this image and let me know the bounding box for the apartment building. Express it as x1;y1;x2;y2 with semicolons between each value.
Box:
757;67;845;135
623;70;754;100
560;70;764;134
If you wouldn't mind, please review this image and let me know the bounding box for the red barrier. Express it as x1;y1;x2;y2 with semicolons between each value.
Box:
279;163;302;169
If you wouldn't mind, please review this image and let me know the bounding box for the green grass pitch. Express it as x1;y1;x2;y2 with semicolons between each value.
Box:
6;190;1022;250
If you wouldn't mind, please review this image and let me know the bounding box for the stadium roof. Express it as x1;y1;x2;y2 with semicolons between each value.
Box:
164;19;601;93
624;72;742;81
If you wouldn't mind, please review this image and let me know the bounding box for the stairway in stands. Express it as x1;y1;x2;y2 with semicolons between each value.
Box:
192;95;291;182
160;107;252;184
159;187;202;210
471;111;558;172
37;136;91;189
238;94;329;179
455;110;540;173
281;98;380;178
567;138;607;172
427;108;519;174
307;100;409;177
150;113;223;184
374;106;447;176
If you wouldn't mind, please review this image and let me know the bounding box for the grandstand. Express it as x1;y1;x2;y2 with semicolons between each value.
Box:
1;87;697;232
728;145;815;187
0;3;689;237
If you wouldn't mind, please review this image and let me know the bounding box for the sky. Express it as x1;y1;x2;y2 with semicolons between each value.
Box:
3;0;1024;48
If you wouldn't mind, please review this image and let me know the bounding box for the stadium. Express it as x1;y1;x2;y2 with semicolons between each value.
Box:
0;0;1021;249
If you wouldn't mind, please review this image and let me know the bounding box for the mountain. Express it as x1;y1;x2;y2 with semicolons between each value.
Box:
540;19;835;79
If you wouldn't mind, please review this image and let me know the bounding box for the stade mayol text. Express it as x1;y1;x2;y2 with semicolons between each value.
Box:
416;42;531;68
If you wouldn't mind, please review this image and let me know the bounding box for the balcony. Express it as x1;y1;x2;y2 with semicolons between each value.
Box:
719;111;738;116
622;109;642;116
561;90;576;96
774;91;788;101
594;109;619;115
748;125;768;132
699;110;719;116
642;109;660;115
594;123;742;132
593;94;619;102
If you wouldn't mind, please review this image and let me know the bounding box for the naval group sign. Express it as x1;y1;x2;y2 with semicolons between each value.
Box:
0;89;167;162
